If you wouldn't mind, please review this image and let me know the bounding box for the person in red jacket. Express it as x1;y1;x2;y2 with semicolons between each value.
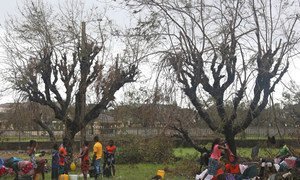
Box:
103;140;117;176
58;138;68;176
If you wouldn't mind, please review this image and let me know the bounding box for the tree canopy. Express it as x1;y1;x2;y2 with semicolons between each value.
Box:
124;0;300;154
1;1;153;150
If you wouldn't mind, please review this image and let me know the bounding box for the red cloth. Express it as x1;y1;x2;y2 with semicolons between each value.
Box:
225;163;240;174
59;146;67;166
212;168;224;180
81;160;89;173
106;145;117;154
18;161;34;175
225;144;235;163
80;146;89;173
0;166;6;176
80;146;89;162
284;158;296;168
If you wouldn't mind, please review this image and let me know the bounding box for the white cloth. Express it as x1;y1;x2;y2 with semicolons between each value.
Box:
204;174;213;180
239;164;248;174
274;164;280;172
195;169;208;180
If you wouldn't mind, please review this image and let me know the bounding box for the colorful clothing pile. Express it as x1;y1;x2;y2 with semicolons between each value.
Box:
18;161;34;176
0;166;6;176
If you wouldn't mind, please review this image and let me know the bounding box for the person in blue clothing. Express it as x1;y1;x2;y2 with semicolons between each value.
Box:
51;143;59;180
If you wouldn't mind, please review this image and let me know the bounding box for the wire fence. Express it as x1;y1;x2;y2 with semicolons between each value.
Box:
0;126;299;142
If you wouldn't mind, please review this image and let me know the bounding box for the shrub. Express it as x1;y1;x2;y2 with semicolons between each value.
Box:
114;135;143;164
141;135;175;163
114;135;175;164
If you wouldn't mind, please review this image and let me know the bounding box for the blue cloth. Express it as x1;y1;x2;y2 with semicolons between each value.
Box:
0;159;4;166
94;159;101;176
51;167;59;179
208;158;219;175
52;150;59;169
58;165;65;175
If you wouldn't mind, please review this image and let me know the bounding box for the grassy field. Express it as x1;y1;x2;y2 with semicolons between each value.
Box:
0;163;185;180
174;147;300;159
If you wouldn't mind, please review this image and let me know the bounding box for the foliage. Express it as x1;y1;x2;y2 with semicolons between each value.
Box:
115;135;144;164
115;135;175;164
141;136;175;163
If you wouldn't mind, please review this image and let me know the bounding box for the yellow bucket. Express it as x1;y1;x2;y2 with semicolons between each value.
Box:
156;169;165;179
59;174;69;180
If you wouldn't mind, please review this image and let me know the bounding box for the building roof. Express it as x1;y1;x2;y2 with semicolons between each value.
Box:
97;114;115;124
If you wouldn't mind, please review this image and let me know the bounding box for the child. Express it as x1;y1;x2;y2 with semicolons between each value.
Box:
52;144;59;180
207;138;227;176
77;141;89;180
27;140;38;179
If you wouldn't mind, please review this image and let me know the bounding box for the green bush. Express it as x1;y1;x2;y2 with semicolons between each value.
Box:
115;135;175;164
114;135;143;164
141;136;175;163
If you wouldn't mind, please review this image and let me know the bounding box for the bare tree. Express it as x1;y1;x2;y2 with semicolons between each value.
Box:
126;0;300;154
1;1;150;153
5;102;57;142
281;82;300;125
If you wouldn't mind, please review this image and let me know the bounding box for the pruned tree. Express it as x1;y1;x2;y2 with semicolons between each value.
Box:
125;0;300;154
1;1;150;153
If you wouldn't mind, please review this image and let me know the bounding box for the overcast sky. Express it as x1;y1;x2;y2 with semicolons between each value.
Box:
0;0;300;104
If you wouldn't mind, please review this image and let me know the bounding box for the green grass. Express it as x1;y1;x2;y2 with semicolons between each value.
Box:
0;164;187;180
236;147;278;159
0;136;50;142
174;147;296;160
173;147;201;158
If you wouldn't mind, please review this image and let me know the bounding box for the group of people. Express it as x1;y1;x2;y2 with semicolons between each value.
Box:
197;138;299;179
27;136;117;180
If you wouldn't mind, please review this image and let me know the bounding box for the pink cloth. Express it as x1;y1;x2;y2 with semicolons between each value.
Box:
18;161;34;175
210;145;222;160
284;157;296;169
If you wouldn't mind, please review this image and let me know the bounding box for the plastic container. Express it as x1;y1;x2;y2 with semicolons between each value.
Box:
156;169;165;179
59;174;69;180
69;174;79;180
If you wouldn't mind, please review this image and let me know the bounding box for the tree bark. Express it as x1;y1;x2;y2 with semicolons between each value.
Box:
64;125;77;156
34;119;56;143
224;129;237;155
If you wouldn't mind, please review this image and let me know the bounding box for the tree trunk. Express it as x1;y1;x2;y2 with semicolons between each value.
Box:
224;130;237;155
64;125;77;156
34;119;56;143
80;127;86;144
